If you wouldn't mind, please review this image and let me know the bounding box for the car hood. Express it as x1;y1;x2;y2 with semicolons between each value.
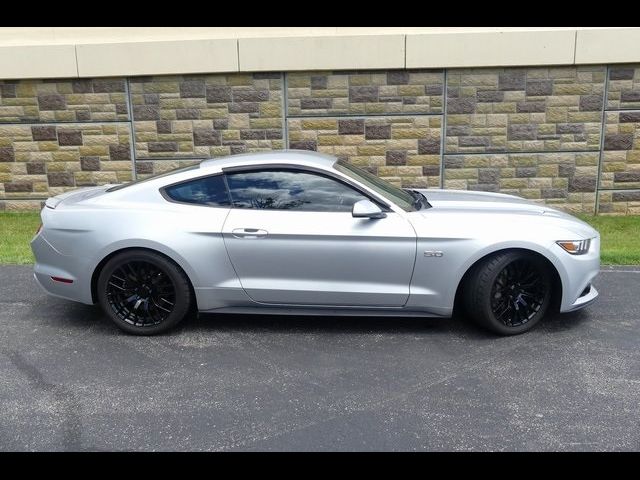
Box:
417;188;546;213
415;188;597;239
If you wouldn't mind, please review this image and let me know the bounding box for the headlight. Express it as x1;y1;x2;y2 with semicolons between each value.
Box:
556;239;591;255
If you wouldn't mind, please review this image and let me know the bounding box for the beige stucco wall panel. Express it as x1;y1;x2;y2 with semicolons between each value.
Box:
0;27;590;46
406;30;576;68
76;39;238;77
4;29;640;78
0;45;77;79
575;28;640;64
238;35;405;71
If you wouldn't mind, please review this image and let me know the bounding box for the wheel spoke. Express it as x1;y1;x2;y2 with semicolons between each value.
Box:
495;303;511;322
152;299;172;313
108;281;130;292
124;263;138;282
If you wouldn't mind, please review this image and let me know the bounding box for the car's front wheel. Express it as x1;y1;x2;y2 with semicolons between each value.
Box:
463;251;552;335
97;249;193;335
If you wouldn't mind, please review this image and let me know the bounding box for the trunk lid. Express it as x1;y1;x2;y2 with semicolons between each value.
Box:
45;185;117;209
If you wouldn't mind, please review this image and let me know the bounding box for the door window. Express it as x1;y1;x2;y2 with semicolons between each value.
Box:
225;169;368;212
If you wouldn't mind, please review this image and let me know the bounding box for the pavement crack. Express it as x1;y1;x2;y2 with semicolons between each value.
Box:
4;350;83;451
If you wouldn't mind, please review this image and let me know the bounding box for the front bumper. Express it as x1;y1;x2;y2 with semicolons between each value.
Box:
556;235;600;313
564;283;599;312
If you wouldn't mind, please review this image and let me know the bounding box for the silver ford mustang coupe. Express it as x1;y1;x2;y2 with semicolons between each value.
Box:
31;150;600;336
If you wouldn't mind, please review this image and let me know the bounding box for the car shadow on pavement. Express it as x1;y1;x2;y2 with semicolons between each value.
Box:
538;308;592;333
50;299;591;340
53;300;495;339
188;312;499;340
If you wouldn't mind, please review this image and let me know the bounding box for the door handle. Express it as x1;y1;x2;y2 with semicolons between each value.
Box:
231;228;268;239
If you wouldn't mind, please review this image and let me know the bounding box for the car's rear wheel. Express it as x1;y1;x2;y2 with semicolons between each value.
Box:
464;251;552;335
97;250;193;335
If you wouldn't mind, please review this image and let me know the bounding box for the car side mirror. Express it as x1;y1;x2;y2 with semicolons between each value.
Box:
352;199;386;219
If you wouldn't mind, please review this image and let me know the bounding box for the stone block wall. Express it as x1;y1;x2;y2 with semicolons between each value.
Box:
445;67;605;154
597;66;640;214
287;70;444;115
1;66;640;214
287;115;442;188
441;67;604;214
129;73;284;171
0;78;128;123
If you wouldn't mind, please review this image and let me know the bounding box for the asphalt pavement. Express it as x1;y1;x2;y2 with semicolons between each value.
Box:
0;265;638;451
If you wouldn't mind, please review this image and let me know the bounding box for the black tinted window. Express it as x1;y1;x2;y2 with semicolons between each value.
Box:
164;175;230;207
225;169;367;212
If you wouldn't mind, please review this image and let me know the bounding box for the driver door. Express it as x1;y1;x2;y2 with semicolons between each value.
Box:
221;168;417;307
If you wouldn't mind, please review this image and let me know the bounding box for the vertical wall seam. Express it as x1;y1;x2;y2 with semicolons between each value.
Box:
74;45;80;78
439;69;448;189
124;77;138;181
595;65;610;214
282;72;289;149
573;30;578;64
236;39;241;72
403;35;407;69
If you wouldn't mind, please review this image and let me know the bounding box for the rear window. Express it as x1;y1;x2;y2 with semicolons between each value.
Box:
163;175;231;207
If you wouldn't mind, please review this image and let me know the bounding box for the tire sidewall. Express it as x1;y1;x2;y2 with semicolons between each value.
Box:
97;251;191;335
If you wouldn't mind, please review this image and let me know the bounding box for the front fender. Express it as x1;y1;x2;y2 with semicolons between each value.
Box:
406;237;569;314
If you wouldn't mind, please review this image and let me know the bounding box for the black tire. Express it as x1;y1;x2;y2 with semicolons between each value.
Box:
463;251;552;335
97;249;193;335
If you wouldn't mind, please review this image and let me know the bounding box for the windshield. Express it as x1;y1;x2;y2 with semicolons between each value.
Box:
106;164;200;192
334;160;417;212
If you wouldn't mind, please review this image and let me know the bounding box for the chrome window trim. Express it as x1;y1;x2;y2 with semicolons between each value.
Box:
159;162;396;212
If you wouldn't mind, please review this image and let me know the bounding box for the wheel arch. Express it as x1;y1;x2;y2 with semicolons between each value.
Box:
90;246;198;310
452;247;563;315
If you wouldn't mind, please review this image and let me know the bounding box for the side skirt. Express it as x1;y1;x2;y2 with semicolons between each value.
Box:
199;305;450;318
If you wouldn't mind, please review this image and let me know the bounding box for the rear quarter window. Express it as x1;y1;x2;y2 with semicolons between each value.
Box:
163;175;231;207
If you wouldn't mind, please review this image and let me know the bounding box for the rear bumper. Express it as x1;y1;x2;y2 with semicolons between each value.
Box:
31;233;94;304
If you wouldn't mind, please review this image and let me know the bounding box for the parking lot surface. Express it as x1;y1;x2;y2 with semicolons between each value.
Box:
0;265;638;451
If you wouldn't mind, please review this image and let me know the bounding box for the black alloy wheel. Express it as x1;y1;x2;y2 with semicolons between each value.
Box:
97;249;193;335
490;258;548;328
105;260;176;327
464;251;552;335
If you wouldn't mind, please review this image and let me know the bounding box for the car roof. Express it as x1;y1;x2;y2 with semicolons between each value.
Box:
199;149;337;171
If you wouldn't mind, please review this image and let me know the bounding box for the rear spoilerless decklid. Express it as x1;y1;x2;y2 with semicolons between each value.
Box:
44;184;117;209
